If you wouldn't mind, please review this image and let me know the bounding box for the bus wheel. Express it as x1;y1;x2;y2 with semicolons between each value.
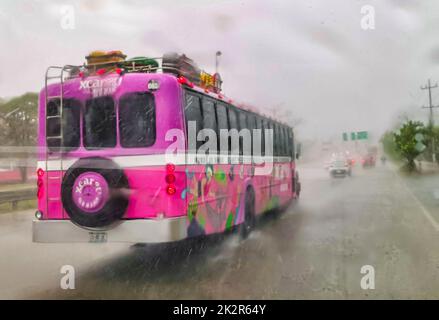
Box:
294;172;301;198
61;157;129;229
240;187;256;239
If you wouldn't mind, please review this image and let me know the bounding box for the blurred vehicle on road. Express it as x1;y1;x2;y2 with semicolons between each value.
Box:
362;154;376;168
329;159;351;178
346;155;356;167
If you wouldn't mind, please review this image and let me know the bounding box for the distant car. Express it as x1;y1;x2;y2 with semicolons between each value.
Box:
362;154;376;168
329;159;351;178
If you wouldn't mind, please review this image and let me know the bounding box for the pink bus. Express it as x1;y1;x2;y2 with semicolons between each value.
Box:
33;51;301;244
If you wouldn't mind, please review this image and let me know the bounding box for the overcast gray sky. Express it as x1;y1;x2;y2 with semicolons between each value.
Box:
1;0;439;140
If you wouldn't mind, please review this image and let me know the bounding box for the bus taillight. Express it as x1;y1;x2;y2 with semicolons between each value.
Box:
37;169;44;199
165;173;176;184
37;168;44;177
166;185;176;195
165;163;176;195
166;163;175;172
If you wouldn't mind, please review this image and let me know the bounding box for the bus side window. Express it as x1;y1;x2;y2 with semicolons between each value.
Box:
280;126;286;157
247;114;256;156
262;119;268;156
266;121;274;157
280;125;285;157
201;98;218;157
184;92;202;152
278;124;283;157
272;122;279;157
277;124;283;157
290;128;295;159
283;127;290;157
216;103;229;157
227;107;239;156
256;118;264;156
279;124;284;157
238;111;248;157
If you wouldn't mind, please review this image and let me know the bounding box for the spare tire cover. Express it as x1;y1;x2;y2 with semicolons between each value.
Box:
62;157;129;228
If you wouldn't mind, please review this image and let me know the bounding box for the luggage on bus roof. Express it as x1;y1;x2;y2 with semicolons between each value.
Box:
162;52;201;84
123;56;159;72
85;50;127;66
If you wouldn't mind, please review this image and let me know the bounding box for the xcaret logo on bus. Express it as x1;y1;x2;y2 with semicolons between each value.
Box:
33;50;301;244
72;173;108;213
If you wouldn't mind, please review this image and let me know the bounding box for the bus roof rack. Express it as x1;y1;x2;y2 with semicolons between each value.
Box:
77;51;224;94
47;51;292;127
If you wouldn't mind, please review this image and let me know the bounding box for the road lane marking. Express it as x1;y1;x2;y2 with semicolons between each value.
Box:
401;182;439;231
388;163;439;232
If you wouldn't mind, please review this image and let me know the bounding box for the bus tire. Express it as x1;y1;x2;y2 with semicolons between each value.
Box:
240;187;256;239
294;172;301;198
61;157;129;229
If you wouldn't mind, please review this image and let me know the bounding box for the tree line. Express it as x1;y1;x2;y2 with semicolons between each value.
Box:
0;93;38;181
381;120;439;172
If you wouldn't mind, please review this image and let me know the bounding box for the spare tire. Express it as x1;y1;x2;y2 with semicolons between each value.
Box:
61;157;129;228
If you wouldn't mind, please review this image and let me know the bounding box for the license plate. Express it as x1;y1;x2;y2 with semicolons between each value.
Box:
336;170;343;173
89;232;107;243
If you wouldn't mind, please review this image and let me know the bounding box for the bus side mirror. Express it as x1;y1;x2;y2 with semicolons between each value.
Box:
296;143;302;160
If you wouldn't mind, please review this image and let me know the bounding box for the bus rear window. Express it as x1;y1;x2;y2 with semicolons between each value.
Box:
46;99;80;151
83;96;116;149
119;92;156;148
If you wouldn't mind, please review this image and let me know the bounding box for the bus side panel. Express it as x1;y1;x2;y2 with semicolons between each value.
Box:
184;162;245;237
183;160;294;237
253;161;293;215
123;166;186;219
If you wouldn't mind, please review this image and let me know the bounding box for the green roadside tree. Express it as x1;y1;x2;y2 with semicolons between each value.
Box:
423;125;439;163
393;120;426;172
380;130;401;161
0;93;38;182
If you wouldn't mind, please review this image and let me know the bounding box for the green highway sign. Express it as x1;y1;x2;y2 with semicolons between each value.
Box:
343;131;369;141
351;132;356;141
356;131;368;140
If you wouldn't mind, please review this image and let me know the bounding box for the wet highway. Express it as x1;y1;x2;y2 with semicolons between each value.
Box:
1;160;439;299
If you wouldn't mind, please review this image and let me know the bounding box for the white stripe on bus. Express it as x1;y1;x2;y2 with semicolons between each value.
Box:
37;154;292;171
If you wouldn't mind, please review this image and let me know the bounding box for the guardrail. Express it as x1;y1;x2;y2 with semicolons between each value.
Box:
416;160;439;173
0;188;36;210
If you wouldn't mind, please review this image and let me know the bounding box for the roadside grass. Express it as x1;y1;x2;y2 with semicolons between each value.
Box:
0;199;36;214
390;158;439;176
0;181;36;214
0;182;35;192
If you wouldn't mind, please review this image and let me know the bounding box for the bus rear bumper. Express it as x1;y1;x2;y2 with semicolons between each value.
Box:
32;217;188;243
